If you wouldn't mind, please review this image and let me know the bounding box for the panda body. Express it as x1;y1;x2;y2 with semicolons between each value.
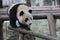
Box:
8;4;33;30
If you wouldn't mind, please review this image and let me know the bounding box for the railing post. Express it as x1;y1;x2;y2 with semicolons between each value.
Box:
47;13;56;40
0;20;4;40
0;0;2;8
26;0;31;6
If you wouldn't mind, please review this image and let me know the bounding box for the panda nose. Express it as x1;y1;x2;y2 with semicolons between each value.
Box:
29;23;32;25
25;18;28;22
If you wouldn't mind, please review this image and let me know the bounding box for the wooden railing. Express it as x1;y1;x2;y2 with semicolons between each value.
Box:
0;7;60;40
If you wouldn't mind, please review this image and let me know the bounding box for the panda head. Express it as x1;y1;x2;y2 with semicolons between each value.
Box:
17;5;33;26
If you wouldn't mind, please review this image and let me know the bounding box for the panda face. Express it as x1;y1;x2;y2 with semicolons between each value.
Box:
17;5;33;25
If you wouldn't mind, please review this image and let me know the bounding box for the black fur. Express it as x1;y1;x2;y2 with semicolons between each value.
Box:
9;4;20;28
20;11;24;16
28;9;32;13
18;21;30;30
25;18;28;22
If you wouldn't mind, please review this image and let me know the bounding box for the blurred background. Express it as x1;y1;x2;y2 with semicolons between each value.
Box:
1;0;60;40
2;0;60;7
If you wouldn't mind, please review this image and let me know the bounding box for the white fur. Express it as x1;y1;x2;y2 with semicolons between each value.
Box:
17;5;33;25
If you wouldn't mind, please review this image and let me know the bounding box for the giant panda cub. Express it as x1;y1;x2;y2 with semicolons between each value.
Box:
8;3;33;30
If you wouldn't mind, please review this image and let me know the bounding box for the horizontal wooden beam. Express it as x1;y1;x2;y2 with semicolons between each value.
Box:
8;27;59;40
0;8;60;20
0;13;60;20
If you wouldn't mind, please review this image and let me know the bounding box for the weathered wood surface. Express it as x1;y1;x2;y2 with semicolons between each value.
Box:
0;7;60;20
8;27;60;40
47;13;56;40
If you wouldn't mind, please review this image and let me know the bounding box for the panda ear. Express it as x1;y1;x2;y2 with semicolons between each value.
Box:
20;11;24;16
28;9;32;13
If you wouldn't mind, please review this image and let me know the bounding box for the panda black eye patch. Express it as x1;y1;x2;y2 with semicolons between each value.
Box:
20;11;24;16
28;9;32;13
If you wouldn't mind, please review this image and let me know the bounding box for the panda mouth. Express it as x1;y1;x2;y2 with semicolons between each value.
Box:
26;20;32;25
